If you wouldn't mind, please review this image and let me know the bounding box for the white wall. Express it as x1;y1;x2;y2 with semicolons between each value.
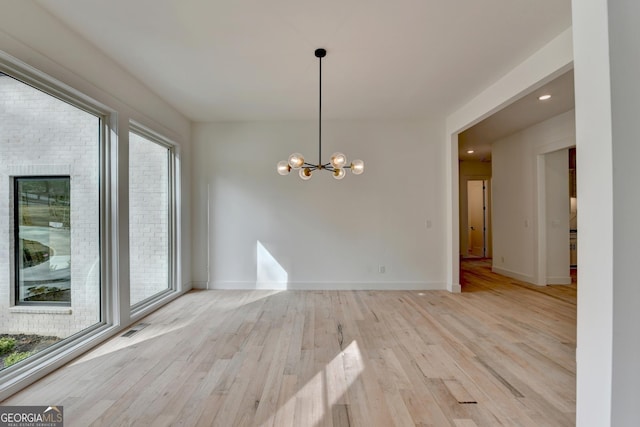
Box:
585;0;640;424
192;119;446;290
491;110;574;284
571;1;614;423
544;149;570;284
492;131;533;281
609;0;640;420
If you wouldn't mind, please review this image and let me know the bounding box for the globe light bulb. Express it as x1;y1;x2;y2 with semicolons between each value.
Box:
299;167;312;180
333;168;346;180
288;153;305;169
351;159;364;175
277;160;291;175
330;152;347;169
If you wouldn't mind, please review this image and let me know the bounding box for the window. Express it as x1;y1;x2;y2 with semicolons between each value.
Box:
129;129;174;306
14;177;71;305
1;46;182;398
0;70;102;371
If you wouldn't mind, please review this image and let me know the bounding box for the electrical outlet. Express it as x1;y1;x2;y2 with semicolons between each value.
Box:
501;256;504;263
379;265;386;273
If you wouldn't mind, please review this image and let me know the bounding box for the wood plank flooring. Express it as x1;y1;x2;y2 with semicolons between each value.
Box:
2;260;576;426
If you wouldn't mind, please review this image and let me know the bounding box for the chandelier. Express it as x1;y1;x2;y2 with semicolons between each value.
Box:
277;48;364;180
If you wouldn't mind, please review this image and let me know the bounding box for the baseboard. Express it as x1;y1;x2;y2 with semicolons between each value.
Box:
207;281;446;291
448;282;462;293
491;266;536;285
546;276;572;285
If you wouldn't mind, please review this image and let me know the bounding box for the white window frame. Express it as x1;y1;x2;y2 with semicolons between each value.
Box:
128;123;178;312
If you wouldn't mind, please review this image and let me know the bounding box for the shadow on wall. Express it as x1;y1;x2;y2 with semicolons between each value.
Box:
257;241;288;290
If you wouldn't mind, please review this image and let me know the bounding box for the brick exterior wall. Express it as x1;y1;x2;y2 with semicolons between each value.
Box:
0;75;100;338
129;132;169;305
0;75;171;337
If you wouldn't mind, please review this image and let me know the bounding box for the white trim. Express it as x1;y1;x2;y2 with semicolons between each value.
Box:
130;289;175;313
0;50;112;117
130;121;176;150
446;133;460;293
546;276;572;285
129;288;187;324
536;154;548;286
491;266;537;285
128;123;179;313
208;281;445;291
535;137;575;286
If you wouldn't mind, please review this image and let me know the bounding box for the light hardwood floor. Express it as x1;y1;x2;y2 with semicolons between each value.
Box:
2;260;576;426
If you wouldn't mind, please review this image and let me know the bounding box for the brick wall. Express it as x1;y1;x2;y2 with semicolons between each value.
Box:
0;75;172;337
129;133;169;305
0;75;100;338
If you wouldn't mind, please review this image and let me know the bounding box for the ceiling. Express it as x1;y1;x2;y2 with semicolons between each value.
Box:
459;69;575;162
35;0;572;123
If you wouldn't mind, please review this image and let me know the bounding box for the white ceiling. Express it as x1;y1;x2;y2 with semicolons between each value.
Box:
35;0;572;123
459;69;575;162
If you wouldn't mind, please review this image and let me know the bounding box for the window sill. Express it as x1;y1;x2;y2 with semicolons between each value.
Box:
8;306;72;315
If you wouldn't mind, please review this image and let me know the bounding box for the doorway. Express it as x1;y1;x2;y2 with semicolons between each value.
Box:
538;147;574;285
467;180;489;258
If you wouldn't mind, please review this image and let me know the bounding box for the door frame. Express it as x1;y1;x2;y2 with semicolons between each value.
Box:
535;140;575;285
460;176;491;259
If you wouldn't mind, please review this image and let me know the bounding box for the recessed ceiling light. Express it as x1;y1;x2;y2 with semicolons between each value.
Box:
538;94;552;101
467;149;475;154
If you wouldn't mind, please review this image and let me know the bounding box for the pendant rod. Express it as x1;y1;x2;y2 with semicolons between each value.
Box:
318;52;322;166
276;48;364;180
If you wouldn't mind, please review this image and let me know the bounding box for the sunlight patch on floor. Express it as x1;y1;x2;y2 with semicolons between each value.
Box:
264;340;364;426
